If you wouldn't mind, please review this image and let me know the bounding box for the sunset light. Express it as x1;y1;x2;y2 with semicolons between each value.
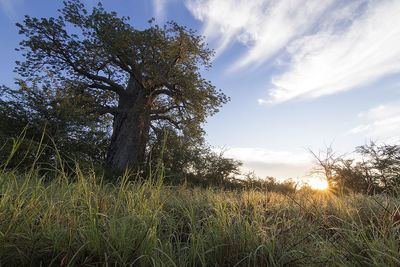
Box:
308;178;329;190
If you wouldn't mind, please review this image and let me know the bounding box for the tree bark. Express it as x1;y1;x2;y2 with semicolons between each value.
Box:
106;77;151;171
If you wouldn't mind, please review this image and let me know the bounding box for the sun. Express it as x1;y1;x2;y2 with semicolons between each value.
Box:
308;178;329;190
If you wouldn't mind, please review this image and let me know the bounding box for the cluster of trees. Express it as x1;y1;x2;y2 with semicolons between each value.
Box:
239;173;298;194
0;0;242;185
311;143;400;194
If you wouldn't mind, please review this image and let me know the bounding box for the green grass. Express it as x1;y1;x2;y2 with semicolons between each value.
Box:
0;164;399;266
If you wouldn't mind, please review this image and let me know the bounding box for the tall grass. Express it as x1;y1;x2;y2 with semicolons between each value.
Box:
1;168;400;266
0;138;400;266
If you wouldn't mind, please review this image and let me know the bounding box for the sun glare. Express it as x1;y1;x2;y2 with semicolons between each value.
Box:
308;178;329;190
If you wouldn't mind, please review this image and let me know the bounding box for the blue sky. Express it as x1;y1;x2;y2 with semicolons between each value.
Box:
1;0;400;183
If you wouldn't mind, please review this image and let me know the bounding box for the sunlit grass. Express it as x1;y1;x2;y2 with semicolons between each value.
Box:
0;165;399;266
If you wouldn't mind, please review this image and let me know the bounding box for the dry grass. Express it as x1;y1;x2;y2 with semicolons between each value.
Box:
0;163;399;266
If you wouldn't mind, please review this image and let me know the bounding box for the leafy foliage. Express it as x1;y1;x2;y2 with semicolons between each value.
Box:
0;79;111;170
148;127;242;186
356;142;400;190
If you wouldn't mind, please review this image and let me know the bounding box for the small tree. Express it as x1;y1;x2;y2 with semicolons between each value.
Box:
309;142;400;194
0;79;111;169
308;146;341;190
333;159;373;194
15;0;228;172
149;131;242;186
356;142;400;191
200;149;242;186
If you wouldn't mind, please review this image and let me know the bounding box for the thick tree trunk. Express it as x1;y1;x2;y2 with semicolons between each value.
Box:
106;77;151;171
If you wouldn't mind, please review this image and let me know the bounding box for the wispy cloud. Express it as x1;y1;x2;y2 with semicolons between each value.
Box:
348;102;400;143
152;0;167;22
269;0;400;103
221;147;310;165
186;0;400;103
216;146;312;179
83;0;97;9
0;0;23;19
186;0;334;66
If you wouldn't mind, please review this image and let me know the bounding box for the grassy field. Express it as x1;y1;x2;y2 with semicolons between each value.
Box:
0;165;400;266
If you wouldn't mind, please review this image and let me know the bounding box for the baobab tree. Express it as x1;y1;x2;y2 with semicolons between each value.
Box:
15;0;228;171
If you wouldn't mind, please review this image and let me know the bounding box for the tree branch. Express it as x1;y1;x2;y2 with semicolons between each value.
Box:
150;114;181;129
150;105;179;114
86;82;121;93
60;51;126;96
96;105;120;116
152;82;184;99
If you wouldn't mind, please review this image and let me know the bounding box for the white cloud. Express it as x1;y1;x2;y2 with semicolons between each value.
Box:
358;104;400;120
83;0;97;9
348;102;400;143
221;147;310;165
257;98;267;105
215;146;313;179
348;124;371;134
268;0;400;103
186;0;400;103
186;0;334;67
152;0;167;21
0;0;23;19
